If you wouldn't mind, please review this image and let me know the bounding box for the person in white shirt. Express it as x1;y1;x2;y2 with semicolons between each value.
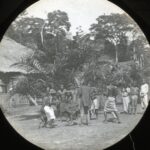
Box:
140;80;149;109
122;87;130;113
43;94;56;128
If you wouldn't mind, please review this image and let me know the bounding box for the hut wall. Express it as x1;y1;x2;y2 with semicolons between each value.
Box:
0;93;10;111
10;94;29;107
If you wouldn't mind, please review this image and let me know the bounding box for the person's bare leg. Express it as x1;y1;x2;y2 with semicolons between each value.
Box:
112;112;117;118
95;109;98;120
128;103;131;114
113;111;121;123
70;114;73;125
89;110;92;120
79;109;84;125
85;114;88;125
103;111;108;123
134;99;138;115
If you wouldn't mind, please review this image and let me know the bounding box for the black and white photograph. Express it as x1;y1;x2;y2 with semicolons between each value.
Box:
0;0;150;149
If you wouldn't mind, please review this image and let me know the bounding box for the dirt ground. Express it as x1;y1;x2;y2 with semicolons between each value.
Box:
4;104;144;150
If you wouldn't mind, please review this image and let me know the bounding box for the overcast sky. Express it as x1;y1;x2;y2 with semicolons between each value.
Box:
26;0;124;35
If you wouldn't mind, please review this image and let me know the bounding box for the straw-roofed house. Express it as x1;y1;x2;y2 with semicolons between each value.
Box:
0;36;33;93
0;36;33;108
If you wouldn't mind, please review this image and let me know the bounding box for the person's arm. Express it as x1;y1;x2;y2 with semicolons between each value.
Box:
77;87;81;99
140;85;143;96
145;84;149;94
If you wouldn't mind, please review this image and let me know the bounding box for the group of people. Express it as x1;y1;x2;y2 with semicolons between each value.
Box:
103;79;149;124
40;84;79;128
121;80;149;115
39;79;149;128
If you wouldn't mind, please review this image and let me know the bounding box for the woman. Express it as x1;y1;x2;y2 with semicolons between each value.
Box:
122;87;130;114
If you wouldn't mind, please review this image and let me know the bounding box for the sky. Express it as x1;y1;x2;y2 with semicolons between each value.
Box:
25;0;124;35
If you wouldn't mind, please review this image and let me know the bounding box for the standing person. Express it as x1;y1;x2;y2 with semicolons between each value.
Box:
103;89;121;124
77;82;92;125
89;95;99;120
58;84;67;101
121;87;130;114
67;84;77;103
140;80;149;110
130;84;139;114
58;84;67;119
106;84;118;119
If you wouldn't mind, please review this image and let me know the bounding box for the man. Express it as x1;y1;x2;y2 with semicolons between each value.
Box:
77;82;92;125
58;84;67;101
140;80;149;110
130;84;139;114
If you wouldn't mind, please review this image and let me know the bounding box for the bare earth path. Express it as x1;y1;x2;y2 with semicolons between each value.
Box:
4;105;143;150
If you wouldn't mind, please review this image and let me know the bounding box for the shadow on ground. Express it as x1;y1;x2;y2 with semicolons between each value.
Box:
17;114;40;121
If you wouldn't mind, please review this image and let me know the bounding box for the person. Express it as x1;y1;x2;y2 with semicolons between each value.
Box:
40;93;56;128
130;84;139;114
65;91;79;125
43;94;56;128
68;84;78;103
89;95;99;120
140;80;149;110
103;89;121;124
77;82;92;125
106;84;118;119
51;95;59;117
59;94;68;121
121;87;130;114
57;84;67;119
58;84;67;101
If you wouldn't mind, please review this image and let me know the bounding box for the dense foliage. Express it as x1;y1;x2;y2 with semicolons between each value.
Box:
6;11;149;99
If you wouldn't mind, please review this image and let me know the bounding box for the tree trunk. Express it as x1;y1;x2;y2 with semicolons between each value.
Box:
40;22;46;46
27;95;38;106
115;46;118;64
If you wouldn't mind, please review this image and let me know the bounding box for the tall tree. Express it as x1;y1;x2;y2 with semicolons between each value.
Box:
90;13;135;63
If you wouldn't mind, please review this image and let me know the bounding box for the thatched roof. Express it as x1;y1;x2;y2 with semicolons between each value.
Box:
0;36;33;73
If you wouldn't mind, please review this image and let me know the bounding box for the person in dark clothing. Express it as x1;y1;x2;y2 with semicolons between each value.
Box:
77;83;92;125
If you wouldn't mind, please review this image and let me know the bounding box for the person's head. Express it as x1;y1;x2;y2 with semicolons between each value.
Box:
69;83;74;90
142;79;146;84
46;87;50;92
87;82;91;87
122;87;125;92
132;81;137;87
61;94;66;100
60;84;64;90
93;95;97;100
68;93;73;100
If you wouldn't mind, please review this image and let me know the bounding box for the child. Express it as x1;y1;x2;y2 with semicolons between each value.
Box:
103;89;121;124
89;95;99;120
